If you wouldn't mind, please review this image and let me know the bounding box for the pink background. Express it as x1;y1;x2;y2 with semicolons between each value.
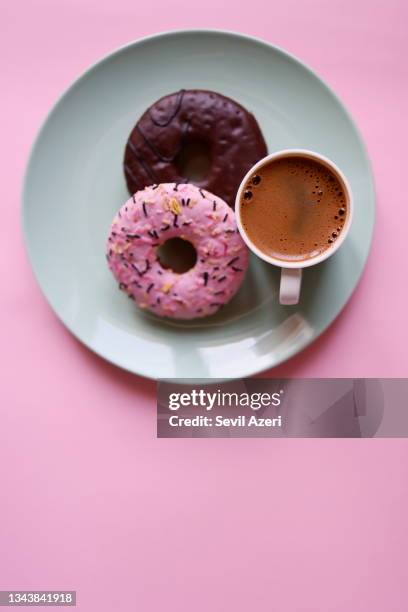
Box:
1;0;408;610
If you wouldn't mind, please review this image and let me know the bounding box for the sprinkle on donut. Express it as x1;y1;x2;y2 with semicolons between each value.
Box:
106;183;249;319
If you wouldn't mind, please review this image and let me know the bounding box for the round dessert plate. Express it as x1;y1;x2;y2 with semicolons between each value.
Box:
23;30;375;379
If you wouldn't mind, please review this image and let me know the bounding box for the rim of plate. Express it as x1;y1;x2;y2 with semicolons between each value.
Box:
21;28;376;380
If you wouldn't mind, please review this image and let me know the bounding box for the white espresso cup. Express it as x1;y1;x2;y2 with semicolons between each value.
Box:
235;149;354;305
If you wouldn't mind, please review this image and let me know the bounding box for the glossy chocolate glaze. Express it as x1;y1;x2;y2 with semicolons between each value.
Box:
124;90;267;208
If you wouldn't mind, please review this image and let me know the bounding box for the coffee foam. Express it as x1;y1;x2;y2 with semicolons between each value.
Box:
240;156;348;262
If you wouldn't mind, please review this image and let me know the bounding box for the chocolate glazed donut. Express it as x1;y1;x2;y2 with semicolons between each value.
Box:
124;90;268;208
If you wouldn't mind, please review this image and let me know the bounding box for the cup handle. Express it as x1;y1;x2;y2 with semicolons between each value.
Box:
280;268;302;305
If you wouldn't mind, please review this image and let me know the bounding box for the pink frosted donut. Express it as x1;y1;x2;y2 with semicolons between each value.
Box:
106;183;249;319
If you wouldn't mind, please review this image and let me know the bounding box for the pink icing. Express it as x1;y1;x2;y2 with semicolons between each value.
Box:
106;183;249;319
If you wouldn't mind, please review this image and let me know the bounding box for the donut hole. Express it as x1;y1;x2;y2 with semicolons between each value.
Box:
157;238;197;273
175;138;211;182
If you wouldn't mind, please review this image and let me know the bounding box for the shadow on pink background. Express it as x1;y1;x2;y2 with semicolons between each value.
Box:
1;0;408;610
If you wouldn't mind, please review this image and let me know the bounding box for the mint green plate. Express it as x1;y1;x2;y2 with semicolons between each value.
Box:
23;30;374;379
